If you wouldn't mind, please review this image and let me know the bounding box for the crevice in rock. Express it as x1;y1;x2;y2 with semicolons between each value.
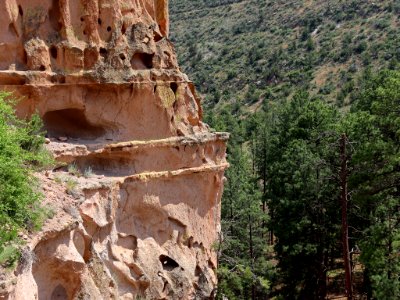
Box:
154;31;163;42
159;255;179;271
50;46;58;59
121;23;127;35
43;108;106;140
8;23;18;37
49;0;62;32
170;82;178;94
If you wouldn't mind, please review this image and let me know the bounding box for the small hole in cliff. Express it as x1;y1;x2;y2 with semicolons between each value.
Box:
159;255;179;271
39;65;46;71
154;32;163;42
98;18;102;25
43;109;106;140
80;17;84;22
83;30;87;35
50;46;58;59
107;26;112;32
99;47;107;59
195;265;203;277
170;82;178;94
18;5;23;16
131;53;153;70
119;53;126;61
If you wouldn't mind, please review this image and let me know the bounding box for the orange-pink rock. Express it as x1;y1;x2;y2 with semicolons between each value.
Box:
0;1;228;299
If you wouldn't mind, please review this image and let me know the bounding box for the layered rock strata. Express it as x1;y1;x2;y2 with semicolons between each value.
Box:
0;1;228;299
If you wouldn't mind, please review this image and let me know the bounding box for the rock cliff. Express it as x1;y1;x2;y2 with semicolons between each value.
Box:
0;1;228;299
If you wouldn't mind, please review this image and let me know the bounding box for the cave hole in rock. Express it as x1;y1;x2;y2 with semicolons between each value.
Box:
50;46;58;59
43;108;106;140
99;47;107;59
75;156;135;176
170;82;178;94
49;0;62;31
39;65;46;71
18;5;23;16
131;53;153;70
119;53;126;61
195;265;203;277
159;255;179;271
80;17;84;22
154;32;163;42
51;284;68;300
107;26;112;32
98;18;102;25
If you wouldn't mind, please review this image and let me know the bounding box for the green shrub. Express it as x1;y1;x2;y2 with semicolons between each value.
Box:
0;92;51;263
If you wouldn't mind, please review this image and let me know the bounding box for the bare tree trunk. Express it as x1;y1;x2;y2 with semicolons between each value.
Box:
340;134;353;300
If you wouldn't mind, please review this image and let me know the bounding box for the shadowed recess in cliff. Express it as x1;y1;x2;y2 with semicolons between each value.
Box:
43;109;106;140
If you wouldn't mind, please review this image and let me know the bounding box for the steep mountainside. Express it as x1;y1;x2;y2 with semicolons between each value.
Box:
170;0;400;111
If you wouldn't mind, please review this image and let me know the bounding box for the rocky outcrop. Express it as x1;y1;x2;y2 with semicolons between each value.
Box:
0;1;228;299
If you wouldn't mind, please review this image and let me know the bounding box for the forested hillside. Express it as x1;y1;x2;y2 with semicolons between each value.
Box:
170;0;400;111
170;1;400;299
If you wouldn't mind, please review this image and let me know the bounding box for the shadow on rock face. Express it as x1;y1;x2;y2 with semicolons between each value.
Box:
51;284;68;300
43;108;106;140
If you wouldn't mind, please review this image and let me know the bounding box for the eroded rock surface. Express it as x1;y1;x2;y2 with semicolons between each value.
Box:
0;1;228;299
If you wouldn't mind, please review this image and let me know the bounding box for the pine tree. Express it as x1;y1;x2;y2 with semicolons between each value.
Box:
263;92;342;299
346;70;400;299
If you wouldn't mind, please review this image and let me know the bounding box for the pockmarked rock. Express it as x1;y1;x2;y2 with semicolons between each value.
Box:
0;1;228;299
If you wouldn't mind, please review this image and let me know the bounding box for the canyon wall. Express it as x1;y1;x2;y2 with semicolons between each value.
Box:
0;0;228;299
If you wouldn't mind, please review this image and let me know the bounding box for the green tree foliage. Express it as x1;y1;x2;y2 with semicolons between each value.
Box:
208;71;399;298
346;70;400;299
259;93;342;299
207;111;272;299
0;92;51;262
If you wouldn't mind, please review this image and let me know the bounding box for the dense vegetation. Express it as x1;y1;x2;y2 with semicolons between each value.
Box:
211;69;400;299
0;92;50;267
171;0;400;111
170;1;400;299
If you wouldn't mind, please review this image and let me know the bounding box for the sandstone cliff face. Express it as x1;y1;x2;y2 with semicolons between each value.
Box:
0;1;228;299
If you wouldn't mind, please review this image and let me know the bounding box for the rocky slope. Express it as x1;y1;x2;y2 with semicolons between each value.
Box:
0;0;228;299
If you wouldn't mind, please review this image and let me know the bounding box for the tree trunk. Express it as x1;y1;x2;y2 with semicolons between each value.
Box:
340;134;353;300
249;214;255;300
